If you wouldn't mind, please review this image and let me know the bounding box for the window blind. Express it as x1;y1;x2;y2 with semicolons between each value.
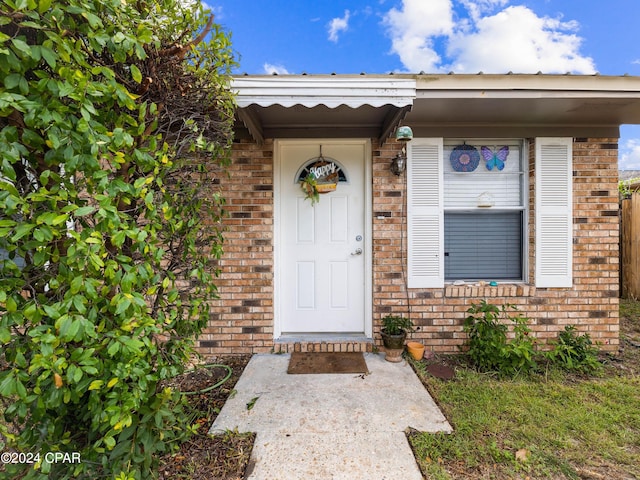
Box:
444;211;523;280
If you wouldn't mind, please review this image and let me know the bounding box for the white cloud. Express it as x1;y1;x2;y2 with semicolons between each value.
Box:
460;0;508;22
206;5;223;17
263;63;290;75
448;6;595;73
383;0;454;72
620;138;640;170
328;10;351;43
383;0;596;74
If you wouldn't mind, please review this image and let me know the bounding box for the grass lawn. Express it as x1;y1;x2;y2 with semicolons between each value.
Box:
407;299;640;480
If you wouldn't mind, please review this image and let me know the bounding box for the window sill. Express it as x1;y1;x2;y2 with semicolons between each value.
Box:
444;283;536;298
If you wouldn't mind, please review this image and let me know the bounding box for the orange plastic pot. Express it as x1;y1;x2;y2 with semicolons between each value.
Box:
406;341;425;361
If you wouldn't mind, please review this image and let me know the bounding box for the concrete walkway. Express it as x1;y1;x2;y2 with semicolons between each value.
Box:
210;353;452;479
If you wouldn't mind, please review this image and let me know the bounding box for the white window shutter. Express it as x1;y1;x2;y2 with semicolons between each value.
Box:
407;138;444;288
535;137;573;288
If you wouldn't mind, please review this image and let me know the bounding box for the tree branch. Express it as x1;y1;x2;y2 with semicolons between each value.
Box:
159;15;214;59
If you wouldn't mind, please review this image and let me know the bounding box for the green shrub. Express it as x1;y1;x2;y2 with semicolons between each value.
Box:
463;300;537;376
463;302;603;378
546;326;602;373
0;0;235;478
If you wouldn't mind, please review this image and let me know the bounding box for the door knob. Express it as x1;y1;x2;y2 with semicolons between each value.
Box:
351;248;363;256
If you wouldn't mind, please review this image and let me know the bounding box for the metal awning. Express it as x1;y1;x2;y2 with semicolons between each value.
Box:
232;76;416;144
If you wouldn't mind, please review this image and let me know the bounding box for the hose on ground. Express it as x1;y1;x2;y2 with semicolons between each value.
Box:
182;363;233;395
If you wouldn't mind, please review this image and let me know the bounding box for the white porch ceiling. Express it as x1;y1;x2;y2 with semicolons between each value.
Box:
407;74;640;137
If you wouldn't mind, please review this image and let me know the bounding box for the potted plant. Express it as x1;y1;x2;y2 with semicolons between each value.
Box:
380;315;413;362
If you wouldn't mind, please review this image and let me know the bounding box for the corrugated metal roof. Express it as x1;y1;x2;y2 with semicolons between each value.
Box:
232;76;416;108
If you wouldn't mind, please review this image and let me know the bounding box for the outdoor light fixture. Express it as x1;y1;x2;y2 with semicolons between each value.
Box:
391;125;413;176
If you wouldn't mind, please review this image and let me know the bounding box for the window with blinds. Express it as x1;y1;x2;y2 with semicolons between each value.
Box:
443;139;525;281
444;211;523;280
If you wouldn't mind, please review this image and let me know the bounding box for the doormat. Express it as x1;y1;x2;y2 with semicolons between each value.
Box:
287;352;369;374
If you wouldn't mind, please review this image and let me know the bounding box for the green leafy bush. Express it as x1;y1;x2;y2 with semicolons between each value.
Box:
463;301;603;378
546;326;602;373
463;300;537;376
0;0;235;478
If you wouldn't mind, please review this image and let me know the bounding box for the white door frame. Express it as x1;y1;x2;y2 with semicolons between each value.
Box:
273;139;373;339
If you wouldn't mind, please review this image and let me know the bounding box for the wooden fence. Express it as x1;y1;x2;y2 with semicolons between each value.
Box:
621;193;640;299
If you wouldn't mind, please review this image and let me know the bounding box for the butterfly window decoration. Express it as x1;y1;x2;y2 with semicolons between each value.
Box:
481;145;509;171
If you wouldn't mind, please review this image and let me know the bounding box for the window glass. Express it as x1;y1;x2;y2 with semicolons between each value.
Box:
444;140;523;208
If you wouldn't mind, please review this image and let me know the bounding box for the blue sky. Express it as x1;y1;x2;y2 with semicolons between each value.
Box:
211;0;640;169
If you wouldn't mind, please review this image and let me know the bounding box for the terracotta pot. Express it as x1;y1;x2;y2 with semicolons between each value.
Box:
406;341;425;361
381;330;407;362
384;348;404;363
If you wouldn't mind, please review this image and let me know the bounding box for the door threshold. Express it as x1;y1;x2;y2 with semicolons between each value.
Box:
276;333;371;343
274;335;375;354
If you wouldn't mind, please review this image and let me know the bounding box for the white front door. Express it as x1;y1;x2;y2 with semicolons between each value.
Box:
277;140;369;335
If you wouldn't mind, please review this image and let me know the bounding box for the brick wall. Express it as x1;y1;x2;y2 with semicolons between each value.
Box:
197;137;620;357
568;138;619;348
198;139;275;356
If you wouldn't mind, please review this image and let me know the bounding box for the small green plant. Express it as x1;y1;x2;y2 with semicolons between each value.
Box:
381;315;413;335
619;177;640;198
463;301;508;371
546;326;602;373
463;300;537;376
